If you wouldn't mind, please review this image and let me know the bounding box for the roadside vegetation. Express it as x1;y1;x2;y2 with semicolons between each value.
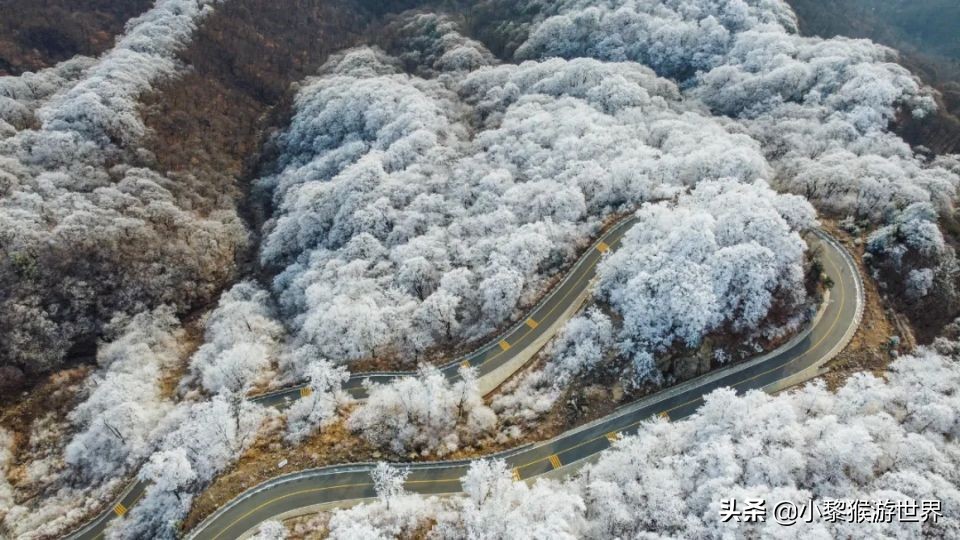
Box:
284;338;960;539
1;0;958;539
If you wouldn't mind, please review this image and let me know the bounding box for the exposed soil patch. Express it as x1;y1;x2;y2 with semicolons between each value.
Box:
182;414;374;532
0;366;89;502
286;513;332;539
817;221;902;390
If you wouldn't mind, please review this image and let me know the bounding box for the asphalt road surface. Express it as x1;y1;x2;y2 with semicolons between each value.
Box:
66;222;862;540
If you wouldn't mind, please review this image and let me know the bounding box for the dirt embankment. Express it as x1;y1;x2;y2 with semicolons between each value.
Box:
818;221;906;389
184;219;909;535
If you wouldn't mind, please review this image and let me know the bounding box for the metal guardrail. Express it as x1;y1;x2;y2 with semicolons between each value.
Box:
187;228;865;539
68;223;864;540
66;215;638;540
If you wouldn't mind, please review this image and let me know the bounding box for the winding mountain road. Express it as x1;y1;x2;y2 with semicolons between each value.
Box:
66;221;863;540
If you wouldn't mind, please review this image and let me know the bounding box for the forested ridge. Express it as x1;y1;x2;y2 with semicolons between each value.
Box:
0;1;958;539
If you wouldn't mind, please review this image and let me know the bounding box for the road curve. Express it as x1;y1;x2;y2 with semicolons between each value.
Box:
66;224;863;540
258;215;641;403
185;230;863;540
65;216;637;540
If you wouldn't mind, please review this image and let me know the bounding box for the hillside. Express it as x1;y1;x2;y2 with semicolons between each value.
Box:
0;1;958;539
788;0;960;154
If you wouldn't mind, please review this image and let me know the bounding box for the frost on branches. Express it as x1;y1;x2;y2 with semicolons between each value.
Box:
347;366;496;456
101;283;282;540
257;0;959;374
505;0;960;328
323;340;960;539
2;293;278;539
491;308;614;437
494;179;815;430
0;0;244;377
598;179;815;358
105;396;272;540
64;308;186;483
258;42;773;374
183;281;285;396
324;459;584;539
1;308;188;538
284;358;351;444
515;0;956;220
866;200;960;330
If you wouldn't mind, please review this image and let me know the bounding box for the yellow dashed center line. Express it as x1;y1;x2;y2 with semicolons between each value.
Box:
191;231;855;540
85;224;637;540
204;230;639;540
213;478;462;540
512;253;849;474
472;232;627;368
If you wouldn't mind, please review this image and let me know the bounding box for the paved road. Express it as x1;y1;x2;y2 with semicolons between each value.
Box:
65;217;637;540
184;230;862;540
256;216;640;404
67;224;863;540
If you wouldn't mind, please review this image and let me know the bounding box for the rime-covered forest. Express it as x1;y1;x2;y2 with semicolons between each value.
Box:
0;0;959;539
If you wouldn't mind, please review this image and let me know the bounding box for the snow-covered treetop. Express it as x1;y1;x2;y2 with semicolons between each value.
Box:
598;179;814;353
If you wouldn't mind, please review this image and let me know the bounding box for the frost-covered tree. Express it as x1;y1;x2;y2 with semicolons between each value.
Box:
547;307;614;386
516;0;799;78
186;282;284;396
347;366;496;456
371;462;410;510
156;396;269;485
64;308;184;483
328;459;585;540
258;40;775;373
383;13;496;77
330;459;587;539
598;179;814;356
867;202;960;328
108;449;198;540
490;365;561;441
906;268;935;300
444;459;586;540
513;0;958;224
84;295;281;539
107;445;205;540
284;358;351;443
37;0;220;145
0;0;244;376
0;56;95;133
324;340;960;539
141;448;197;495
106;395;272;539
12;0;960;536
327;463;439;539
